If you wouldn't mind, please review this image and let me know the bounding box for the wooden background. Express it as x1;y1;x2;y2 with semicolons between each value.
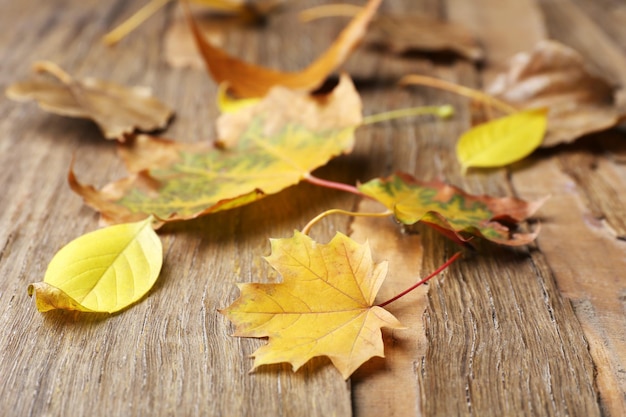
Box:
0;0;624;415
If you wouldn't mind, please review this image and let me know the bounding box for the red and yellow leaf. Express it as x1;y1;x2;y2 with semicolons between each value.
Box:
358;172;546;246
221;231;404;379
70;75;362;224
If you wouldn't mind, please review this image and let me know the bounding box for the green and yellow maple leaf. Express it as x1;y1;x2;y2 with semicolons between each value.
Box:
221;231;404;379
358;172;546;246
70;75;362;224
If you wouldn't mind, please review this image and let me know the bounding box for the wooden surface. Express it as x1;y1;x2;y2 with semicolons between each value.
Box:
0;0;624;416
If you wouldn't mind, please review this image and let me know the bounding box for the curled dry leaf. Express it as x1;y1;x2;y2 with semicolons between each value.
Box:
165;0;286;69
221;231;404;379
186;0;381;97
456;108;548;172
358;172;546;246
5;61;173;140
367;14;483;61
300;5;482;61
70;75;362;225
487;40;626;147
28;217;162;313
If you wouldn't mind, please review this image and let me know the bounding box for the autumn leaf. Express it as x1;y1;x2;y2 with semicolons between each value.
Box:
28;217;162;313
487;40;626;147
186;0;381;97
456;108;548;172
367;14;483;61
5;61;173;140
221;231;404;379
300;6;482;61
358;172;545;246
70;75;362;224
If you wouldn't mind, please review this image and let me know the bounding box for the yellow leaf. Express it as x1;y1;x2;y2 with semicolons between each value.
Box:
70;75;362;225
28;217;162;313
221;231;404;379
456;108;547;172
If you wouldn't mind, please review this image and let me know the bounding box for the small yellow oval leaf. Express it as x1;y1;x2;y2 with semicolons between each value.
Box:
456;108;548;172
28;217;162;313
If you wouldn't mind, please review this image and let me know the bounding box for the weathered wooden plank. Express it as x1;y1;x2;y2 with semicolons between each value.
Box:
513;155;626;417
570;0;626;51
521;1;626;415
0;1;353;416
412;67;602;417
555;140;626;239
1;0;624;416
447;0;626;415
445;0;547;83
539;0;626;88
351;199;425;417
412;0;604;416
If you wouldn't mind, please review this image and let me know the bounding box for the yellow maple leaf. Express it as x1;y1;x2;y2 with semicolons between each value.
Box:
221;231;404;379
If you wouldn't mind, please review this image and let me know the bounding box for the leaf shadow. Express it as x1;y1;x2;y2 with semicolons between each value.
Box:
251;356;339;380
350;330;414;380
364;41;482;67
38;308;111;324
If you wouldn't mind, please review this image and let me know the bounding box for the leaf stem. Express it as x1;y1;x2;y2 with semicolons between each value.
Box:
33;61;74;85
362;105;454;126
304;174;365;196
400;74;518;115
299;4;362;22
302;209;393;235
102;0;174;46
377;251;463;308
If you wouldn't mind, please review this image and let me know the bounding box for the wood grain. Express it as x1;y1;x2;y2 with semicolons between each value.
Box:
0;0;624;416
0;1;353;416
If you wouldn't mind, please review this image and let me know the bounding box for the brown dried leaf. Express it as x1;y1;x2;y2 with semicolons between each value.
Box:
5;61;173;140
367;14;483;61
186;0;381;97
487;40;626;147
